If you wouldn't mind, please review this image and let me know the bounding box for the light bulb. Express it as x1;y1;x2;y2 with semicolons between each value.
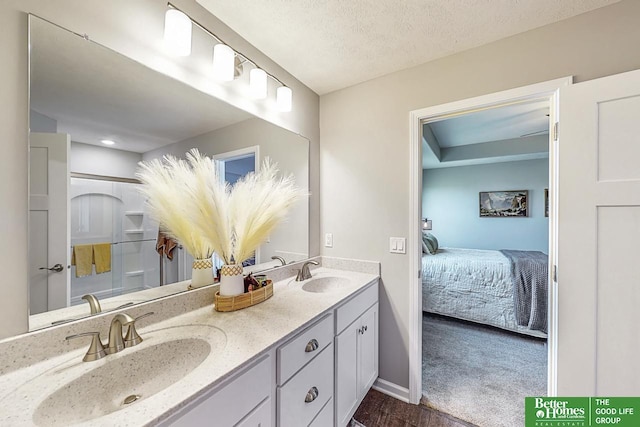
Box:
249;69;268;99
164;9;192;57
276;86;292;112
212;44;235;81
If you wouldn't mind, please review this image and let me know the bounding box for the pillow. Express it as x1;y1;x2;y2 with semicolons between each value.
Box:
422;232;439;255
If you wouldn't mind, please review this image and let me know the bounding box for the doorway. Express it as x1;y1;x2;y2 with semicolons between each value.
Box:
420;100;550;426
408;77;573;412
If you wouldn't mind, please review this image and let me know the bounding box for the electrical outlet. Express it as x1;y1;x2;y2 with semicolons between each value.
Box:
325;233;333;248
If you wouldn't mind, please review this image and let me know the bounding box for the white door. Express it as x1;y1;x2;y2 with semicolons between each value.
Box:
558;68;640;395
29;133;70;314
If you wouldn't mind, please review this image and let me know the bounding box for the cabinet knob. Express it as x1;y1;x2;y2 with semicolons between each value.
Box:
304;386;319;403
363;325;368;332
305;338;319;352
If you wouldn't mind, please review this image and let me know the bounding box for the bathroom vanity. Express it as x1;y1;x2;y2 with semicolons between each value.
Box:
0;259;379;426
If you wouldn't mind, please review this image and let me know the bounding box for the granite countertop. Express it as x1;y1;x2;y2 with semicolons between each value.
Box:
0;265;378;426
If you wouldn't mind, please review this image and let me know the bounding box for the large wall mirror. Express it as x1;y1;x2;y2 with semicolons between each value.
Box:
27;15;309;332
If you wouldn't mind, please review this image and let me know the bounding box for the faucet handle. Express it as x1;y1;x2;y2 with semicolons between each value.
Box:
124;312;155;348
66;331;106;362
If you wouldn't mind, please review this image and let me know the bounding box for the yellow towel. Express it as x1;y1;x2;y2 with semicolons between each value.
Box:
71;244;93;278
93;243;112;274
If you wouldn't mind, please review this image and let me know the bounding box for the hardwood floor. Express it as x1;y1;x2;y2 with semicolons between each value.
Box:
352;389;478;427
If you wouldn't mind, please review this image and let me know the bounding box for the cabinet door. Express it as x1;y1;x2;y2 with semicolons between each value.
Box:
335;324;358;426
236;397;271;427
357;304;378;396
163;355;271;427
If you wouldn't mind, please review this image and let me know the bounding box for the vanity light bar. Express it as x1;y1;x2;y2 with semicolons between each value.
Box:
165;3;292;112
164;9;192;56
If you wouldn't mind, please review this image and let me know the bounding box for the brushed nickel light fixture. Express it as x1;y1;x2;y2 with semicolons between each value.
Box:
163;3;292;112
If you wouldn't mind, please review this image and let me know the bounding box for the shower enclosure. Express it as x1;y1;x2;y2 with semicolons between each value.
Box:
69;176;159;305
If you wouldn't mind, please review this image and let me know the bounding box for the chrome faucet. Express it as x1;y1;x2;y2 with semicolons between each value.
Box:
271;255;287;266
295;260;319;281
82;294;102;314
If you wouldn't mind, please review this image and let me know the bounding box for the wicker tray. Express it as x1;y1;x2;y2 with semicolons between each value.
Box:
214;280;273;312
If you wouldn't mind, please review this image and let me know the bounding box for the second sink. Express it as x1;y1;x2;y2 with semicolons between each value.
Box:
301;276;352;293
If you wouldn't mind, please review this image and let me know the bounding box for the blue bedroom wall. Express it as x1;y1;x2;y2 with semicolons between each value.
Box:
422;158;549;253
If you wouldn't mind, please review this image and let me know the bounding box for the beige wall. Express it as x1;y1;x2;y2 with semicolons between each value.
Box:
320;0;640;390
0;0;319;339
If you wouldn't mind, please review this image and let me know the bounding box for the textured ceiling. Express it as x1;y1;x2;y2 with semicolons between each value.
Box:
196;0;619;94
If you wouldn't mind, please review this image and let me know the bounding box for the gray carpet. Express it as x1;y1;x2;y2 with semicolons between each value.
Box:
422;313;547;427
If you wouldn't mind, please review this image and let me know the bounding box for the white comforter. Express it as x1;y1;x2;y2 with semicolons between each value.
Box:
422;247;546;337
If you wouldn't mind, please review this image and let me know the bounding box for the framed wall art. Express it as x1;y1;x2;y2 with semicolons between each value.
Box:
479;190;528;217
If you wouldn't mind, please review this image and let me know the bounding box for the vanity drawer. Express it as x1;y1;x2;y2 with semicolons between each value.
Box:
277;313;333;385
309;398;333;427
335;281;378;334
277;343;334;427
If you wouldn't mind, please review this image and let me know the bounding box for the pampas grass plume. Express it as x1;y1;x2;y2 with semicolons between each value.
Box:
138;148;305;266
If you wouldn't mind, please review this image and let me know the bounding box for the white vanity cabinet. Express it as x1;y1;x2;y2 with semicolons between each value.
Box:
335;283;379;427
276;313;335;426
161;354;273;427
157;278;379;427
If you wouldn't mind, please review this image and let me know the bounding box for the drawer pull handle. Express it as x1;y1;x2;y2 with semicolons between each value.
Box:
305;338;319;352
305;386;319;403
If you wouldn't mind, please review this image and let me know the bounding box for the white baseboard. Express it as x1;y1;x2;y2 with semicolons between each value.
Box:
372;378;410;403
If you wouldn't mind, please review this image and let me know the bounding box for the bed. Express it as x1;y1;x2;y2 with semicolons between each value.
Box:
422;247;548;338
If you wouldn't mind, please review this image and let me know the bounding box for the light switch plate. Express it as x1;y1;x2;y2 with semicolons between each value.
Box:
390;237;406;254
325;233;333;248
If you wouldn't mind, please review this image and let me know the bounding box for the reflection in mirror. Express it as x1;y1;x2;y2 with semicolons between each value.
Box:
27;16;309;333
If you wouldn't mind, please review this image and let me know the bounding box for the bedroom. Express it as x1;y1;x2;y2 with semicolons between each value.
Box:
420;100;550;426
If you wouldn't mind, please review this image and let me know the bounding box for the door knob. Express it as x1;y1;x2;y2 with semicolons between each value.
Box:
39;264;64;273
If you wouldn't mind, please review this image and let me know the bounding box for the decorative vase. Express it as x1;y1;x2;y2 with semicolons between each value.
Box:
220;264;244;296
191;258;214;289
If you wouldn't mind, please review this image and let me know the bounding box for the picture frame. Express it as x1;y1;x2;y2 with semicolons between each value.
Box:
544;188;549;217
479;190;528;217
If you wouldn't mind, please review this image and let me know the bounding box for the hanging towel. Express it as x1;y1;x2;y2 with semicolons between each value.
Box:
156;230;178;260
71;244;93;278
93;243;112;274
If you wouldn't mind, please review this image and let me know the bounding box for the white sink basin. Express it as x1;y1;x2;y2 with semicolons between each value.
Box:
301;276;352;293
33;338;209;426
1;324;226;426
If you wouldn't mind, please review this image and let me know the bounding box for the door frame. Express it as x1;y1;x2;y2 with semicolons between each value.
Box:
213;145;260;183
408;77;572;404
213;145;260;265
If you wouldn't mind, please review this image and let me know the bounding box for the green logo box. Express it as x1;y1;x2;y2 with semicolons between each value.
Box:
526;397;640;427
